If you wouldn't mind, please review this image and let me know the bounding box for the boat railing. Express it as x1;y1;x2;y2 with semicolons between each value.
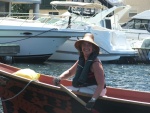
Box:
0;12;62;27
0;12;34;19
37;12;92;29
0;11;86;29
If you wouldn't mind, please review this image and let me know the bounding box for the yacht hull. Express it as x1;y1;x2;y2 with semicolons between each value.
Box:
0;28;87;63
49;30;138;63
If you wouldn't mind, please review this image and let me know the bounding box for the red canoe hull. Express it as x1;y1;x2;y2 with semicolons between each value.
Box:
0;63;150;113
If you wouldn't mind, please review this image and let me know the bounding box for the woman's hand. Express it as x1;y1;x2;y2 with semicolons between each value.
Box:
85;98;96;110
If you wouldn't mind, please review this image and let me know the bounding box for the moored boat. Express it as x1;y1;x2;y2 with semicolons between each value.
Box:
47;1;138;63
0;63;150;113
0;12;87;63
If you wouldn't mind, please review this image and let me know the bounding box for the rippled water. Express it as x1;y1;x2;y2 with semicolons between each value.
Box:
0;62;150;112
10;61;150;92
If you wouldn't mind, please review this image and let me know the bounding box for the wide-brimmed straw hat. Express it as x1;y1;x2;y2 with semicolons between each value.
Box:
74;33;99;54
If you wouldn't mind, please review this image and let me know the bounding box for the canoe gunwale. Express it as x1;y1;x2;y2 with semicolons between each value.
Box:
102;95;150;107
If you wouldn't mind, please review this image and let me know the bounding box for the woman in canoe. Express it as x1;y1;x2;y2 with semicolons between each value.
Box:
53;33;106;110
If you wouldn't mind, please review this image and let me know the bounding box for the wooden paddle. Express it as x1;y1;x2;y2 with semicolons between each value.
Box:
60;84;86;106
60;84;100;113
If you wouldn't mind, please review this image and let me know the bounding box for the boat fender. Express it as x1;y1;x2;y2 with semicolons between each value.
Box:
13;68;40;80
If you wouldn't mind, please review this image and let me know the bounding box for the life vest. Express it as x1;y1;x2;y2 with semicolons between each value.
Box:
72;52;98;87
86;71;97;85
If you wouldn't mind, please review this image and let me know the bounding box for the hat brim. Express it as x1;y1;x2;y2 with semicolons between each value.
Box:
74;39;99;54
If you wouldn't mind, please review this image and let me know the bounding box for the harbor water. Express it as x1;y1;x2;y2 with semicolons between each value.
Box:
0;61;150;112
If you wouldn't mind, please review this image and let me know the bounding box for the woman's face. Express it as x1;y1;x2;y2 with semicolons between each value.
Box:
81;41;93;57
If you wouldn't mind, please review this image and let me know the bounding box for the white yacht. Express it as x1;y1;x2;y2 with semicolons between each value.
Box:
120;10;150;47
48;1;138;63
0;14;87;63
120;10;150;62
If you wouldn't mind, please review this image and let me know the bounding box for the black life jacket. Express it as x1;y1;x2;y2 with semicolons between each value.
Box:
72;52;98;87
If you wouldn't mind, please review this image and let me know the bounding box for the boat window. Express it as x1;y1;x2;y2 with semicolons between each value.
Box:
105;19;112;29
134;19;141;29
121;19;134;29
121;19;150;30
134;19;149;30
147;21;150;32
140;20;149;30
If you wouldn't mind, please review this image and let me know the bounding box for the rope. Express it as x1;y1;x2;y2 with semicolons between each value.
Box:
1;80;34;102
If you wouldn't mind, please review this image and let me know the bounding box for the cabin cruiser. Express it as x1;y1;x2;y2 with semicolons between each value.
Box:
91;2;150;63
0;13;87;63
121;10;150;40
119;10;150;63
99;5;150;48
47;1;138;63
120;10;150;47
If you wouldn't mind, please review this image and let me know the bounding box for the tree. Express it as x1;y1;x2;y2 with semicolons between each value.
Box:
12;4;31;13
11;4;31;19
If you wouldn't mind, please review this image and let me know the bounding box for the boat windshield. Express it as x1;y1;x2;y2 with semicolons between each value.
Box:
121;19;150;30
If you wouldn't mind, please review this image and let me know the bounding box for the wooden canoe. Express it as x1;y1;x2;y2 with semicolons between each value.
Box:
0;63;150;113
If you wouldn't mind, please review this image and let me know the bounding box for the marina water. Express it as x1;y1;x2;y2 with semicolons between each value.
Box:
0;61;150;112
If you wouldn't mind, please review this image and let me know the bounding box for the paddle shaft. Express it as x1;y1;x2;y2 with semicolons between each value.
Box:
60;84;86;106
60;84;100;113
